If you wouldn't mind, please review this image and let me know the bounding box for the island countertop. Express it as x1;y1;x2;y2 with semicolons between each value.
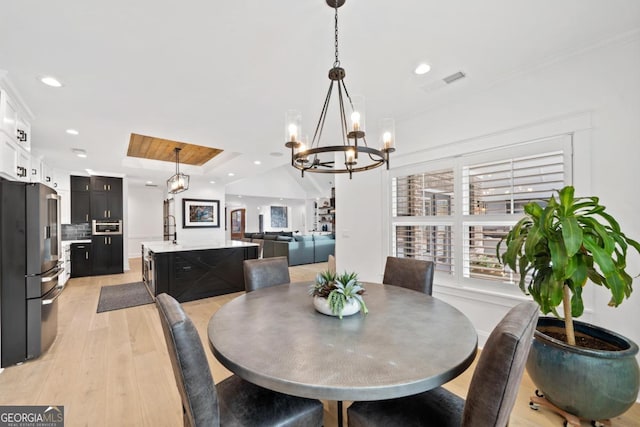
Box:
142;240;258;254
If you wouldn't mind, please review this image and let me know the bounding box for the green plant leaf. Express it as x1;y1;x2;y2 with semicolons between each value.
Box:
568;198;598;215
622;233;640;254
570;283;584;317
560;217;583;256
596;210;622;232
583;234;616;276
352;294;368;314
524;201;544;218
558;186;575;215
568;254;588;287
503;234;527;272
539;204;557;238
523;223;544;261
605;270;628;307
579;217;615;255
517;256;531;293
548;235;568;281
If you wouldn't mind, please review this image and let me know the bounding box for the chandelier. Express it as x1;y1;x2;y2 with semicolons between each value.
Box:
285;0;395;179
167;147;190;194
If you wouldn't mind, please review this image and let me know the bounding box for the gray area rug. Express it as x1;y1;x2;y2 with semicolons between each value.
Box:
97;282;154;313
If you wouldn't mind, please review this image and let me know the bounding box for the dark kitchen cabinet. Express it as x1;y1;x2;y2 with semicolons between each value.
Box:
70;176;91;223
151;246;258;302
90;176;122;220
92;235;123;275
70;243;92;277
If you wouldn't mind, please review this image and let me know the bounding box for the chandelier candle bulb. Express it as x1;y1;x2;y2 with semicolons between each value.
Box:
380;118;396;167
351;111;361;131
288;124;298;142
383;132;392;150
346;149;356;164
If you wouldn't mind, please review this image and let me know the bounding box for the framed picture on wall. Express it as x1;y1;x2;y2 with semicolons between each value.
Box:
270;206;288;228
183;198;220;228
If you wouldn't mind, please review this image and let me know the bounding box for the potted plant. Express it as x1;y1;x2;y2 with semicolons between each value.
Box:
498;186;640;424
309;271;368;319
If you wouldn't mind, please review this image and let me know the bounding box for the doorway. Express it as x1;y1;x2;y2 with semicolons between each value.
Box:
230;209;246;240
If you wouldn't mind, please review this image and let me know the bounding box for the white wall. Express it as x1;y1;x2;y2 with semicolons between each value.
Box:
127;185;164;258
226;165;309;199
170;184;227;243
335;169;385;279
225;196;307;237
337;34;640;365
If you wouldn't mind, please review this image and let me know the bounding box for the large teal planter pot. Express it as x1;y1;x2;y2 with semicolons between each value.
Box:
527;317;640;421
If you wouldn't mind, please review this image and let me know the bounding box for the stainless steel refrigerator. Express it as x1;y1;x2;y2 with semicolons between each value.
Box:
0;179;64;367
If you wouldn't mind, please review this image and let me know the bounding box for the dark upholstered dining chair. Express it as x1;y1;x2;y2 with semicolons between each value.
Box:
155;293;324;427
243;256;291;293
347;301;539;427
382;256;435;295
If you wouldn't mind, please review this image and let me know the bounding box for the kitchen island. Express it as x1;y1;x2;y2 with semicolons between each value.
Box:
142;240;259;302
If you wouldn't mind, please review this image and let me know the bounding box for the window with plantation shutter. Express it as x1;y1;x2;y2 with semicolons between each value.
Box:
392;169;455;274
390;134;572;288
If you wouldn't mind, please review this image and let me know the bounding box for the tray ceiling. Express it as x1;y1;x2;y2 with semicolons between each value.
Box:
127;133;223;166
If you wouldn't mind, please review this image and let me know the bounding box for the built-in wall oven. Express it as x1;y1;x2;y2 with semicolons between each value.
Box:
92;219;122;235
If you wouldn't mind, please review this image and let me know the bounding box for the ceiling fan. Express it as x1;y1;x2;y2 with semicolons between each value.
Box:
310;158;334;169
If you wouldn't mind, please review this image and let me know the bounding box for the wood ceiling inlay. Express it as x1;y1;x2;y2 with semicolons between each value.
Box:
127;133;223;166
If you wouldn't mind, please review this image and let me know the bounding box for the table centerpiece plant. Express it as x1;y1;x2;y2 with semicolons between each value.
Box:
309;271;368;319
497;185;640;423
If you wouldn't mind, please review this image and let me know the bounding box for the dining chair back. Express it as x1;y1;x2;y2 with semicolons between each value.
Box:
243;256;290;292
156;293;219;426
382;256;435;295
347;301;539;427
155;293;324;427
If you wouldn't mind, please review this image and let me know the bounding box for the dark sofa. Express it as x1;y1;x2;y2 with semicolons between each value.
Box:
240;232;335;266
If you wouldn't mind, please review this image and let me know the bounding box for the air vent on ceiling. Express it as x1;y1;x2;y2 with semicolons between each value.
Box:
145;183;158;187
420;70;467;93
443;71;466;84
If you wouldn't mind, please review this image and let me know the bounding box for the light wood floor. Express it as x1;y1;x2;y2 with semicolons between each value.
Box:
0;258;637;426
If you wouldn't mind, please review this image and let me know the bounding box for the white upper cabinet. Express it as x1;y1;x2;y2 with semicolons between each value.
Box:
0;75;33;182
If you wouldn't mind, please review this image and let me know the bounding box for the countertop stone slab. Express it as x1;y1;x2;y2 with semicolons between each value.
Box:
142;240;258;254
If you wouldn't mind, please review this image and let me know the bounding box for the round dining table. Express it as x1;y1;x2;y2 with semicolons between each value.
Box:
207;282;478;407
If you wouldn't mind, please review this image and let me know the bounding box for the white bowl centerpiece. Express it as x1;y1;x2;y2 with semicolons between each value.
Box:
309;271;368;319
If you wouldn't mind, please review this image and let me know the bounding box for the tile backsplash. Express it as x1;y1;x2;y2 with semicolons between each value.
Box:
62;223;91;240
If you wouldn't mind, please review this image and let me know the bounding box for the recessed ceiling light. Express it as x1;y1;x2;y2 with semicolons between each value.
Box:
66;129;79;135
228;172;235;177
254;160;261;165
238;195;242;198
72;148;87;158
146;181;153;185
209;180;216;184
40;76;63;87
414;63;431;75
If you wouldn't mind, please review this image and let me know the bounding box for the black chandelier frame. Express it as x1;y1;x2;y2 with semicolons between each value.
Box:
285;0;394;179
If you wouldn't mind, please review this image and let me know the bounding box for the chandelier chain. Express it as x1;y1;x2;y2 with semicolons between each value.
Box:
334;3;340;67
